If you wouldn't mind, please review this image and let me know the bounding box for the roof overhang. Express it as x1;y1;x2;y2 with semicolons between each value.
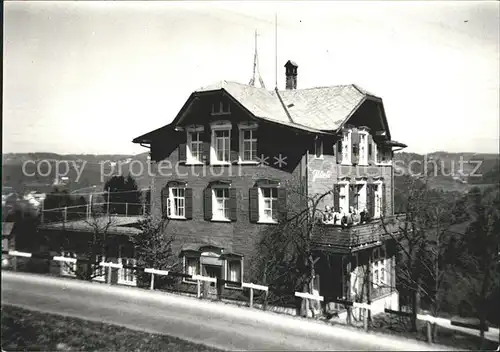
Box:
383;140;408;149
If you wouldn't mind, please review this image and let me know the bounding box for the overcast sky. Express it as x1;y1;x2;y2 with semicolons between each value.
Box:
4;1;499;155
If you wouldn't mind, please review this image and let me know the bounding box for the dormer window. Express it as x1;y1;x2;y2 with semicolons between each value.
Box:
210;121;232;165
186;125;204;164
238;122;258;163
314;138;323;159
211;101;231;115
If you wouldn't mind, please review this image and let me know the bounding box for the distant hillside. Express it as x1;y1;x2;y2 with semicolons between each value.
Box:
2;152;151;195
393;151;499;192
2;151;498;196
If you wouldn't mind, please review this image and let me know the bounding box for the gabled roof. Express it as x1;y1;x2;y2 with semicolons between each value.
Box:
133;80;392;144
195;81;373;132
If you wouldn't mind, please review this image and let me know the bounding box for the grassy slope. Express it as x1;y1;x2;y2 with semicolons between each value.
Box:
1;305;223;352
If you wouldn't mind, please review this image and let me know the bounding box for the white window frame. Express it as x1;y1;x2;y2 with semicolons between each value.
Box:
183;255;201;284
212;186;230;221
61;251;77;277
372;247;386;288
342;130;351;165
314;138;323;159
350;253;360;298
211;101;231;116
117;245;137;286
186;125;204;165
373;180;383;219
338;180;350;214
258;187;278;224
224;258;243;289
168;187;186;219
358;129;369;166
210;121;232;165
355;180;367;213
238;122;259;164
93;254;106;282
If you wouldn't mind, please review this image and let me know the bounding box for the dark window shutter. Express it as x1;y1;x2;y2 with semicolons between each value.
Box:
231;127;239;163
367;184;375;218
202;141;211;164
277;188;287;221
161;187;169;217
203;188;212;221
336;141;343;164
229;188;237;221
333;184;340;212
249;187;259;223
348;184;355;211
368;134;374;165
351;130;359;165
185;188;193;219
179;143;187;163
381;183;387;216
376;144;382;163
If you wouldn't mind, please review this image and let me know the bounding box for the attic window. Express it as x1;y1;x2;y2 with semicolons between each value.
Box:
212;101;231;115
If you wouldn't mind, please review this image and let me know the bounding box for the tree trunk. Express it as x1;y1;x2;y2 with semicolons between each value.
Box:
411;284;420;332
479;266;491;350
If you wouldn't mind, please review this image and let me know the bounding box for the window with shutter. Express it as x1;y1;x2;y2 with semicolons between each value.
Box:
203;188;212;221
205;180;233;222
367;134;374;165
225;259;242;288
381;183;387;216
185;125;204;164
164;181;189;219
367;184;375;219
228;188;237;221
336;140;343;164
333;185;340;212
178;143;187;163
249;187;259;223
351;129;359;165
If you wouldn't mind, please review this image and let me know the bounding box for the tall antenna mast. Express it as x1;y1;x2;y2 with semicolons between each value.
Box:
249;30;266;88
275;13;278;89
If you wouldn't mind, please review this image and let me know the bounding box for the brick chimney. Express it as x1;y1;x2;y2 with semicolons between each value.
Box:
284;60;298;90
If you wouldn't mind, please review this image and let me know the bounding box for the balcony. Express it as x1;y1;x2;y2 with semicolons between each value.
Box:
312;214;405;253
38;202;148;236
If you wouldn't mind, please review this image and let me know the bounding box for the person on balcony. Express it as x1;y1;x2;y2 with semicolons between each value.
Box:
323;205;334;224
332;207;343;225
351;207;361;225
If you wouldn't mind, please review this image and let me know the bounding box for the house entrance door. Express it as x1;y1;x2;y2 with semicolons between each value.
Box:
202;264;221;297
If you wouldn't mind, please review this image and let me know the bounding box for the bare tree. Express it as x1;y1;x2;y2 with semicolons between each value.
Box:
456;186;500;349
381;177;463;340
56;201;118;281
251;180;332;317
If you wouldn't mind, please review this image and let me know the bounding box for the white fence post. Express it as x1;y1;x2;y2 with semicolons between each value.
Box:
107;266;112;285
249;286;254;308
63;206;67;222
150;273;155;290
197;279;201;298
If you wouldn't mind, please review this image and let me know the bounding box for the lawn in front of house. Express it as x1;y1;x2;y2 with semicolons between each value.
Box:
1;305;223;352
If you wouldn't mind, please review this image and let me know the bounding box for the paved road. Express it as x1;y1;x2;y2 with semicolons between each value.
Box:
2;272;452;351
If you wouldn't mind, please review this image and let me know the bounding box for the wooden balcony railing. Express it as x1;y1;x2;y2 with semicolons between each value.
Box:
312;214;406;250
